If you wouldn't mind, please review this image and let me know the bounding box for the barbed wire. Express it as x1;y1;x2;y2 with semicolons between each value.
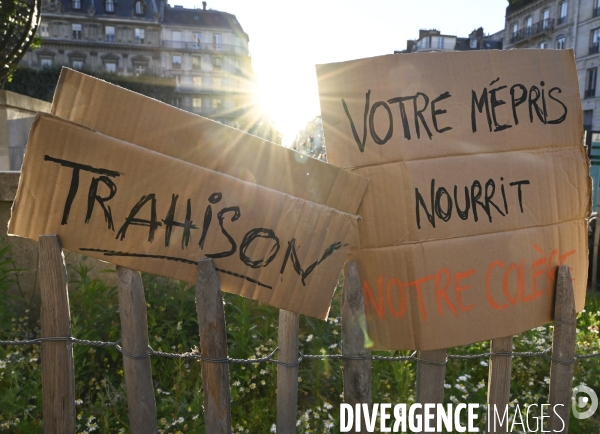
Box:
1;336;599;368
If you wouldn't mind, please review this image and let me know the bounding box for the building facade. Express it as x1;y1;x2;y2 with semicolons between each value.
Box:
290;116;326;162
401;28;502;53
19;0;257;130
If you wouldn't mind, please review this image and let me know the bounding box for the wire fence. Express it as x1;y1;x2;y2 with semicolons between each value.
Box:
1;336;600;367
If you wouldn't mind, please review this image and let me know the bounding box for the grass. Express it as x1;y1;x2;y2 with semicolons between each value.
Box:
0;240;598;433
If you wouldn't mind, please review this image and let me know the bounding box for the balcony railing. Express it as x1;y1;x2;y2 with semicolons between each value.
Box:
595;7;600;17
585;88;596;98
510;18;554;43
557;16;567;25
590;43;600;55
162;40;248;55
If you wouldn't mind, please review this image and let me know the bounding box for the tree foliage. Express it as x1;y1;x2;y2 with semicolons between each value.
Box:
5;65;177;104
0;0;42;88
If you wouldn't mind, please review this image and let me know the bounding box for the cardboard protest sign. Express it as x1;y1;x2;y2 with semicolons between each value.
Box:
9;113;359;319
316;50;591;350
51;68;368;215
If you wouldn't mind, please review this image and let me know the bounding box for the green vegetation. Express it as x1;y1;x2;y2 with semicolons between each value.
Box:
4;66;176;105
0;240;598;433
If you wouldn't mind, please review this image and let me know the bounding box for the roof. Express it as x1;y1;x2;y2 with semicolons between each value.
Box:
163;6;246;36
54;0;159;20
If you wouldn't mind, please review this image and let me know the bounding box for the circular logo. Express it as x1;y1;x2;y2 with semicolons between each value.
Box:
572;385;598;420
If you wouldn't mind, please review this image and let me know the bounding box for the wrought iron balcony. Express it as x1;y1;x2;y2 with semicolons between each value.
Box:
585;88;596;99
557;16;567;25
162;40;248;55
590;43;600;55
510;19;554;43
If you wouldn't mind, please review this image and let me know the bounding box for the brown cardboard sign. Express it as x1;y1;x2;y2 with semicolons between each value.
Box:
316;50;591;350
51;68;368;216
9;114;359;319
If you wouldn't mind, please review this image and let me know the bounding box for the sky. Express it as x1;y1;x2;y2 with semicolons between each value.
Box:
175;0;509;145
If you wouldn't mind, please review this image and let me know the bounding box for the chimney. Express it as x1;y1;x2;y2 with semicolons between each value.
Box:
202;1;206;9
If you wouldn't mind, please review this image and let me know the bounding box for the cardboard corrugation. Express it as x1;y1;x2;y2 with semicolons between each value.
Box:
9;114;360;319
317;49;591;350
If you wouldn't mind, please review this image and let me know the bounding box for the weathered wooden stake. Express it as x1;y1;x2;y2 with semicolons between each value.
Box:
39;234;76;434
416;349;447;433
196;258;232;433
548;265;576;433
487;336;513;433
116;266;158;433
342;261;372;434
276;309;300;434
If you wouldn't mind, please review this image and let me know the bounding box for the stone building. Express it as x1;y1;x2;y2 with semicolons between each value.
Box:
291;116;326;162
19;0;257;131
402;28;503;53
161;3;252;128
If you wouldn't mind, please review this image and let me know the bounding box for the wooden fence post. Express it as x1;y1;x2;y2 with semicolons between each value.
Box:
342;261;372;432
39;234;76;434
116;266;158;433
416;349;447;433
487;336;513;433
276;309;300;433
548;265;576;433
196;258;232;433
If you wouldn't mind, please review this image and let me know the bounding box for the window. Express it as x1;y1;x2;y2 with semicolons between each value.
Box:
596;0;600;17
105;26;115;42
438;37;444;49
512;23;518;38
540;41;548;49
172;31;182;49
72;24;82;40
193;32;202;49
559;2;568;24
586;67;597;98
212;57;221;69
105;61;116;72
193;76;202;88
212;98;222;109
213;33;222;51
105;0;114;12
525;16;532;35
556;35;566;49
72;59;83;69
172;55;181;69
135;28;144;44
134;0;144;15
469;38;477;49
213;77;221;88
40;23;49;37
72;0;81;9
542;9;550;29
192;56;201;70
592;28;600;54
193;97;202;108
40;57;53;67
422;36;431;49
